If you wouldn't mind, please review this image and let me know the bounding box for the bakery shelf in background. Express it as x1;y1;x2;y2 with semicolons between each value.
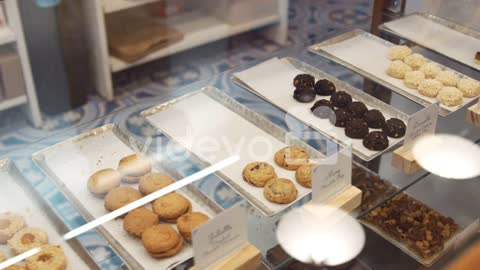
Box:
102;0;160;14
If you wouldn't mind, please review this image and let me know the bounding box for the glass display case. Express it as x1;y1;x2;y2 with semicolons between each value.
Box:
0;0;479;269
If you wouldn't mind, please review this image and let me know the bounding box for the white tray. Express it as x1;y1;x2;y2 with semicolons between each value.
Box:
32;124;222;270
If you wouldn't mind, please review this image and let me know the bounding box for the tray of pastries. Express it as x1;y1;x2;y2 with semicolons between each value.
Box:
0;159;99;270
32;124;222;270
141;87;335;217
309;29;480;116
233;57;409;161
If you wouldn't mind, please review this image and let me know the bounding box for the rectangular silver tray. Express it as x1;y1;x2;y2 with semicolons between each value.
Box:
0;159;99;270
232;57;408;161
308;29;478;117
32;124;223;270
378;12;480;71
142;86;330;217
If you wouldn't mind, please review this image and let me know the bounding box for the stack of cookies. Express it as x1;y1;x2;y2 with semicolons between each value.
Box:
0;212;67;270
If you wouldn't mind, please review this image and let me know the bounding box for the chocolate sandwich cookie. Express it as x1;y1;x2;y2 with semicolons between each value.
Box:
310;99;334;119
293;74;315;88
363;109;386;129
330;91;352;108
293;87;315;103
382;118;406;138
314;79;336;96
329;108;353;127
363;131;389;151
345;119;369;139
347;101;368;119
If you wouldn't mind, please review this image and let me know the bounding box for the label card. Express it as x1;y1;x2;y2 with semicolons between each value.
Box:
312;146;352;204
192;203;248;270
403;103;439;152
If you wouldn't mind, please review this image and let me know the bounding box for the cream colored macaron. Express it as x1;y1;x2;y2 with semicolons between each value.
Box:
118;154;152;183
87;168;121;197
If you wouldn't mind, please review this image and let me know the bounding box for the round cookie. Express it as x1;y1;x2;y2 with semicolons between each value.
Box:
347;101;368;119
295;165;313;188
438;87;463;107
404;70;425;89
7;227;49;255
329;108;353;128
177;212;210;242
274;146;309;171
264;178;298;204
87;168;121;198
104;187;142;212
0;212;26;244
435;70;459;87
123;207;158;238
153;193;192;223
418;79;443;98
330;91;352;108
314;79;336;96
363;109;386;129
363;131;389;151
4;266;27;270
293;74;315;88
25;245;66;270
457;78;480;98
293;87;315;103
118;154;152;183
242;162;277;187
388;45;412;61
142;224;183;258
387;60;412;79
382;118;406;138
420;62;441;79
404;53;426;70
139;173;174;195
311;99;334;119
345;119;369;139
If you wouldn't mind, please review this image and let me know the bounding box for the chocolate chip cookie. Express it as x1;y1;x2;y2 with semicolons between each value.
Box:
242;162;277;187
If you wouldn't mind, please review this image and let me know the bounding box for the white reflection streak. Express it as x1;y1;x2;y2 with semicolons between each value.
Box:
63;155;239;241
0;247;40;269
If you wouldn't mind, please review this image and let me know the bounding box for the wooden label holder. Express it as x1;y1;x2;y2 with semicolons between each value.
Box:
391;146;421;174
466;102;480;127
303;185;362;213
189;243;261;270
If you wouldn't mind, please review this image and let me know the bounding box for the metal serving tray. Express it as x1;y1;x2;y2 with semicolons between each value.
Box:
142;87;330;217
308;29;478;117
0;159;99;270
379;12;480;71
32;124;223;270
232;57;409;161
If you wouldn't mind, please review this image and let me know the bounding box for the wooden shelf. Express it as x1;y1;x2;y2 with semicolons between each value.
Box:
109;11;280;72
0;95;26;110
0;26;15;45
102;0;159;14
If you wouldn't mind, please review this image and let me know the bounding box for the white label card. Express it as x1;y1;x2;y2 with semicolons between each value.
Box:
192;203;248;270
403;103;439;152
312;146;352;204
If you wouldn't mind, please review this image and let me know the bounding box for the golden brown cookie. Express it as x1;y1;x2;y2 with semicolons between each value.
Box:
242;162;277;187
104;187;142;212
0;212;26;244
263;178;298;204
153;193;191;223
87;168;121;197
176;212;210;242
25;245;66;270
123;207;158;238
7;227;49;255
274;146;309;171
4;265;27;270
117;154;152;183
295;165;313;188
139;173;174;195
0;250;5;262
142;224;183;258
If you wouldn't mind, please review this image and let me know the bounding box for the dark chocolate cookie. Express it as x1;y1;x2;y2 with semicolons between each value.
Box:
314;79;336;96
347;101;368;119
310;99;334;119
363;131;389;151
329;108;353;127
293;74;315;88
293;87;315;103
363;109;386;129
330;91;352;108
345;119;369;139
382;118;406;138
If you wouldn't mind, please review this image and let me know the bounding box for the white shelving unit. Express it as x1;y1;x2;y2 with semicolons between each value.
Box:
84;0;289;100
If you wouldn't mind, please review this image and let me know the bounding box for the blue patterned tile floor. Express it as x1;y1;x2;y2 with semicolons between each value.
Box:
0;0;373;269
